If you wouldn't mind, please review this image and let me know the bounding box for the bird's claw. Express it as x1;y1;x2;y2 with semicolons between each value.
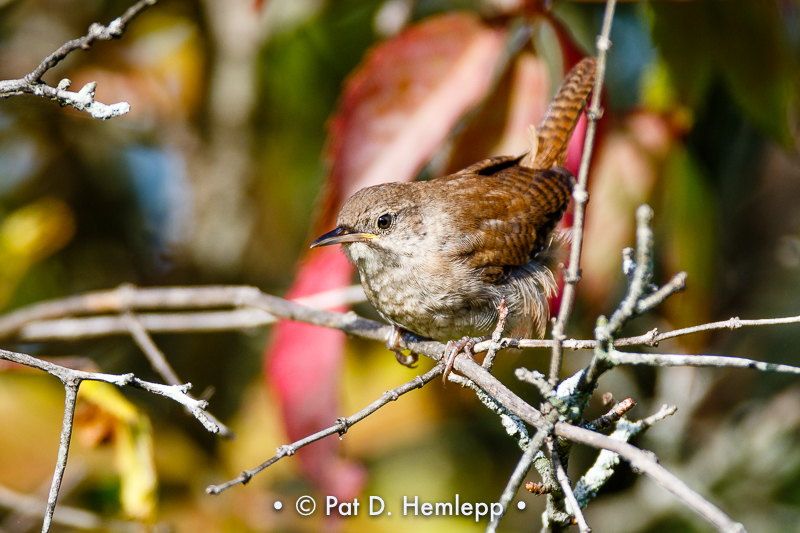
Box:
394;351;418;368
386;325;418;368
442;336;483;384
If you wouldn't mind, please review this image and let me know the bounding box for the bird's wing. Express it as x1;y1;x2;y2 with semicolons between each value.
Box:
451;153;526;176
440;166;574;283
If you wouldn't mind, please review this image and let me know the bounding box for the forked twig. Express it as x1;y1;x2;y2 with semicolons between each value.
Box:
0;0;157;119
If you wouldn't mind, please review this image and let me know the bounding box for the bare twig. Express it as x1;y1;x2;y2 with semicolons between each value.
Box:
0;284;365;341
207;366;442;494
516;367;579;419
548;0;618;386
549;439;591;533
122;312;181;385
122;313;234;437
19;310;800;360
2;285;797;374
482;297;510;371
0;348;220;432
575;404;675;507
485;417;555;533
600;206;657;342
0;346;219;532
0;0;157;119
477;313;800;351
42;383;78;533
558;423;744;533
579;206;665;393
587;397;636;431
608;351;800;374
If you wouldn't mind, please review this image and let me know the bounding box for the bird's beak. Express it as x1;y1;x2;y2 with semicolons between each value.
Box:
310;226;376;248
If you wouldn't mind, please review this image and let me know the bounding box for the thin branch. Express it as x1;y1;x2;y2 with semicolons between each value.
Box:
482;297;510;372
587;397;636;431
123;313;181;385
516;367;579;419
0;348;220;433
478;313;800;351
19;311;800;353
600;205;657;342
42;383;78;533
548;439;591;533
0;0;157;119
574;404;675;507
2;285;797;367
548;0;618;386
647;315;800;341
556;423;744;533
0;284;365;341
122;313;234;437
21;310;278;340
609;351;800;374
206;365;442;494
486;418;555;533
579;205;665;394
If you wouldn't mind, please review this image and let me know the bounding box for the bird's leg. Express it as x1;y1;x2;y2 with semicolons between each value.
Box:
442;335;488;384
386;324;418;368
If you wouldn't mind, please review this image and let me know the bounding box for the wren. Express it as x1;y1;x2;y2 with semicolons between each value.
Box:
312;57;597;378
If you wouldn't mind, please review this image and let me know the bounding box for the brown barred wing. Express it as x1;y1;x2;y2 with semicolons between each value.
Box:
442;166;574;283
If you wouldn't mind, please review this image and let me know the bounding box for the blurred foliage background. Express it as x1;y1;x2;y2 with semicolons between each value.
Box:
0;0;799;531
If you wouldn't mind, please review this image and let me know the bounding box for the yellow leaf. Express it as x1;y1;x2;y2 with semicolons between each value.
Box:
0;197;75;308
78;382;157;521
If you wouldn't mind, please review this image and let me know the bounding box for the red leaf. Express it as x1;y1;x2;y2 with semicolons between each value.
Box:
319;12;508;228
265;247;364;500
265;12;507;498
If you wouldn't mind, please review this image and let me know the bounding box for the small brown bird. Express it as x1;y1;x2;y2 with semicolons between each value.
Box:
312;58;597;378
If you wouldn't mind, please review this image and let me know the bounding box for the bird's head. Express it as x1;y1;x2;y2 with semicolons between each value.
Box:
310;182;425;266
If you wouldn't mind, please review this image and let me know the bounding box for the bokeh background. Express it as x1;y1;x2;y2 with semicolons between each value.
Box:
0;0;799;531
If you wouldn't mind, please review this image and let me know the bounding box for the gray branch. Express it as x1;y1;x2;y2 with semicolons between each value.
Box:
0;345;219;532
549;438;591;533
206;366;442;495
122;312;234;437
486;417;556;533
547;0;618;386
0;0;157;119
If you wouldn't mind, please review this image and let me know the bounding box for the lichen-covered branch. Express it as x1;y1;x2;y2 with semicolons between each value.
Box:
0;0;157;119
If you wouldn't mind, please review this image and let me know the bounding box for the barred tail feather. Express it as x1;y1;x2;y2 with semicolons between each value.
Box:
532;57;597;169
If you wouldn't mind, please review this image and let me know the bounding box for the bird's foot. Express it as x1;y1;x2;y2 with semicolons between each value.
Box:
442;336;486;384
386;324;418;368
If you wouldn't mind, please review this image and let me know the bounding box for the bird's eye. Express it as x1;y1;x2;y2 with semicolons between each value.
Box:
376;213;393;230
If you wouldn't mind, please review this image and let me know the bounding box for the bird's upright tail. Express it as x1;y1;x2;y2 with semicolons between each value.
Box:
521;57;597;169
